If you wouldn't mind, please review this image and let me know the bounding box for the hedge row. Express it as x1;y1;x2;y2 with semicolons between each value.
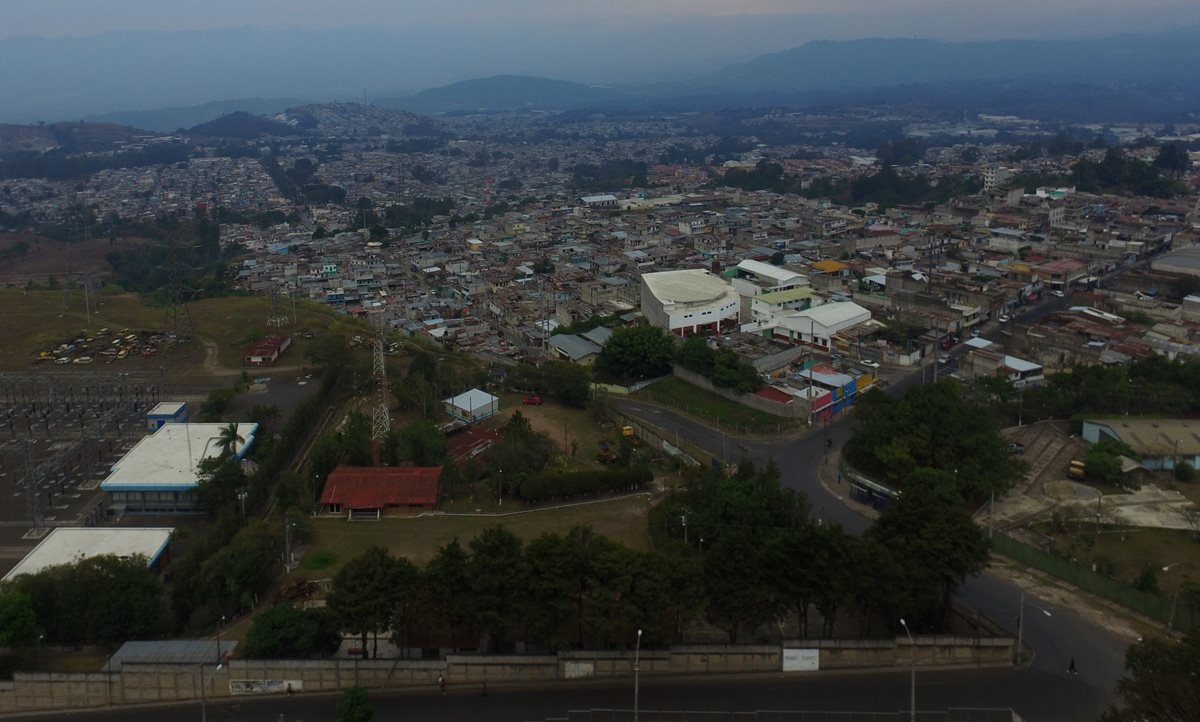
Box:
517;465;652;503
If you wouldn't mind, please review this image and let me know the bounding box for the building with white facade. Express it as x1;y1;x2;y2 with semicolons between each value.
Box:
101;421;257;514
640;269;741;336
728;259;808;298
766;301;872;350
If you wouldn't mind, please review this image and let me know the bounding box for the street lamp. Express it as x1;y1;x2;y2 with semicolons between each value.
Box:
1163;563;1184;633
899;619;915;722
634;628;642;722
215;616;226;664
1017;586;1053;665
199;662;223;722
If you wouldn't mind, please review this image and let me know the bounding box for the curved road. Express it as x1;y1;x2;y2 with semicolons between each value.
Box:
612;297;1131;722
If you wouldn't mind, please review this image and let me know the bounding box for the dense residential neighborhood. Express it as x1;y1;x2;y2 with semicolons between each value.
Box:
1;77;1200;722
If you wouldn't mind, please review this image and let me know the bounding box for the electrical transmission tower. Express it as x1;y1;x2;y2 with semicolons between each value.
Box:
163;243;197;339
371;310;391;440
267;282;289;328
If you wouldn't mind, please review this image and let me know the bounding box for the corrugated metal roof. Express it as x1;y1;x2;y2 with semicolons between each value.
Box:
319;467;441;509
104;640;237;670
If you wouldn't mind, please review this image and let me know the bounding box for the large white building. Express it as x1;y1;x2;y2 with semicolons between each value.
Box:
640;269;741;336
101;421;257;514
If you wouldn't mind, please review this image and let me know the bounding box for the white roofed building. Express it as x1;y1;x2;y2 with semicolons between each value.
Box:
444;389;500;423
640;269;741;337
101;422;258;514
2;527;174;582
729;259;808;298
767;302;872;350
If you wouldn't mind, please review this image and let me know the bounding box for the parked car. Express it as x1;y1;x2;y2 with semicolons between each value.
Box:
861;359;881;369
1009;442;1026;454
998;314;1011;323
1050;290;1066;298
937;354;951;365
522;395;544;406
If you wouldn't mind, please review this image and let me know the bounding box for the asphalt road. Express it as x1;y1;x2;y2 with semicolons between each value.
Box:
610;302;1131;721
3;666;1101;722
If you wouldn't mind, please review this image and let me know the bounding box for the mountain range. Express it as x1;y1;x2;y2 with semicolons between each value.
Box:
5;28;1200;127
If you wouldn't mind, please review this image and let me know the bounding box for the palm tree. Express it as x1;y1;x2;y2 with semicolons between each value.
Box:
215;422;245;460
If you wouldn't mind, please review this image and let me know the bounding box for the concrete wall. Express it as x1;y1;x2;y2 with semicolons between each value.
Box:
0;640;1010;715
785;637;1013;670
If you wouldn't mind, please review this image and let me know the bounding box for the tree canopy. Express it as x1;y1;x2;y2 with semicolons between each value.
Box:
847;381;1025;499
1103;628;1200;722
595;325;676;381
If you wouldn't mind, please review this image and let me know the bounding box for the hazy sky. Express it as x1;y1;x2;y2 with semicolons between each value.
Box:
5;0;1199;40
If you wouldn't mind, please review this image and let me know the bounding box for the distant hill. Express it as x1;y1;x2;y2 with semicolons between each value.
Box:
0;122;150;154
381;75;624;113
186;111;296;139
84;98;309;133
698;33;1200;94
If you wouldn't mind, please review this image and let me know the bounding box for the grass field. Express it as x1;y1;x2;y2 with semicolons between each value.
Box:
0;289;358;373
636;376;798;435
1036;522;1200;597
302;493;655;574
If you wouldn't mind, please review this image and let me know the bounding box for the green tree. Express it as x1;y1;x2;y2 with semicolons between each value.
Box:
387;557;423;657
337;687;375;722
848;382;1024;499
342;412;372;467
521;532;574;650
200;521;280;616
1154;142;1191;174
10;555;168;645
1102;628;1200;722
424;539;473;652
328;546;402;659
397;421;447;466
703;530;783;642
0;590;42;646
468;527;525;652
541;360;592;407
869;484;989;625
595;325;676;381
215;422;245;460
243;604;340;658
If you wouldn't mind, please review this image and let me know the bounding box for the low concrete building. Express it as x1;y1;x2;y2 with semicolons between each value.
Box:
101;422;257;514
444;389;499;423
2;527;174;582
767;302;872;351
146;401;188;431
1082;419;1200;471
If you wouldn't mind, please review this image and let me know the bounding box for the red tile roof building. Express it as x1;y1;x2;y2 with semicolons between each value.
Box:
319;466;441;519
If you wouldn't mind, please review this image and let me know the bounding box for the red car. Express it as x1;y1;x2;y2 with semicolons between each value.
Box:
522;395;544;406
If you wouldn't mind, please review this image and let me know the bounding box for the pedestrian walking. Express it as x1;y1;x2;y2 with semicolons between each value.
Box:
438;674;446;695
1068;658;1077;675
480;682;488;697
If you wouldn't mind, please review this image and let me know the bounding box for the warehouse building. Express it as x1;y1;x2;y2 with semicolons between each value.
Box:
101;421;257;514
